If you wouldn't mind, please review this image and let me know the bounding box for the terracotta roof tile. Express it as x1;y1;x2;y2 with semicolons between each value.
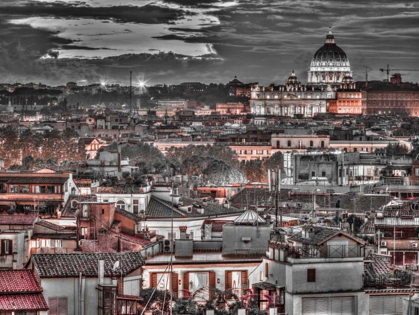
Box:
0;270;43;293
0;294;48;311
0;215;38;225
32;252;144;278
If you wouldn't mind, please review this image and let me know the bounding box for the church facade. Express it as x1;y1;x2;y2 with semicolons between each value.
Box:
250;29;355;117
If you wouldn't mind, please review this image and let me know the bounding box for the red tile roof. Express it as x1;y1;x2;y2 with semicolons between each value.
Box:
0;270;43;293
0;294;49;311
32;252;144;278
0;215;38;225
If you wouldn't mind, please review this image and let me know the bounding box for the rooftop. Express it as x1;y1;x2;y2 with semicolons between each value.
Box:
0;270;43;293
32;252;144;278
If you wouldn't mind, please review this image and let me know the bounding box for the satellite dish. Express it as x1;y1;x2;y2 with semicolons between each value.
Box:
112;260;120;271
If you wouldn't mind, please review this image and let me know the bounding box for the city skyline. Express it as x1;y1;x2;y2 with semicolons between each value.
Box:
0;0;418;86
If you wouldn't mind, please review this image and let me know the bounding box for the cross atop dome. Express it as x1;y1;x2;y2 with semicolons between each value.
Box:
328;26;333;35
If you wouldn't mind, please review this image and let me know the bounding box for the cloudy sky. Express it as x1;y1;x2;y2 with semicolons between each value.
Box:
0;0;418;86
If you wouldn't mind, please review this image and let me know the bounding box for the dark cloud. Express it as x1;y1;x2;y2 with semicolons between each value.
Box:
0;0;419;85
0;2;193;24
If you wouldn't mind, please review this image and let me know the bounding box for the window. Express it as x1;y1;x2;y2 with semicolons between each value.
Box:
116;200;126;210
287;140;291;147
9;185;18;193
265;262;269;278
310;141;314;147
311;171;316;177
49;297;68;315
101;209;105;215
133;200;139;214
19;185;30;193
321;141;325;148
307;269;316;282
276;140;280;148
1;240;12;255
322;171;326;177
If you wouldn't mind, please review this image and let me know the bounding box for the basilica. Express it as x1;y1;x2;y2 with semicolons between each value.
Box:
250;29;356;117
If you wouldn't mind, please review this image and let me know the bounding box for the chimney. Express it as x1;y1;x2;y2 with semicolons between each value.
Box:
98;260;105;285
179;226;187;239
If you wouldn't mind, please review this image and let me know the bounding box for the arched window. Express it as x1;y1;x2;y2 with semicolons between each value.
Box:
116;200;126;210
288;140;292;147
321;141;325;148
310;141;314;147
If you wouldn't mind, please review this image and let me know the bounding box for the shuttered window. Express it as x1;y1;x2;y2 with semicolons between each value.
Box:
49;297;68;315
0;240;12;255
302;297;355;315
124;278;140;296
209;272;216;298
369;295;404;315
171;273;179;298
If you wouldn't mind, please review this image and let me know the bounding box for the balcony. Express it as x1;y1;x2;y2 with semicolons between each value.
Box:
271;243;364;260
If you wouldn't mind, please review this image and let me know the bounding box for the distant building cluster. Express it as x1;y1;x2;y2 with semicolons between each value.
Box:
2;28;419;315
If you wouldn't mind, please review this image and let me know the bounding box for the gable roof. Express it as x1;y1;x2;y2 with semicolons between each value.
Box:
289;226;364;246
146;196;184;218
32;252;144;278
115;208;141;223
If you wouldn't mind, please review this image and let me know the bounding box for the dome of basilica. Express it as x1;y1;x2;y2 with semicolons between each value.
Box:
307;28;352;86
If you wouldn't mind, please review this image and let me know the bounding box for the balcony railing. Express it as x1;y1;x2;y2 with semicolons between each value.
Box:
281;244;362;259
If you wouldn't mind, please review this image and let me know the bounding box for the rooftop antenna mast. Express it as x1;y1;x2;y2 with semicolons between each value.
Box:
363;66;372;88
129;70;132;115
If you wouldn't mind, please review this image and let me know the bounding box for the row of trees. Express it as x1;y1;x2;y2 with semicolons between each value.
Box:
0;127;86;169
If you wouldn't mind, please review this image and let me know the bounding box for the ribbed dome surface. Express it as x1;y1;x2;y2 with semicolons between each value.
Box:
312;44;348;66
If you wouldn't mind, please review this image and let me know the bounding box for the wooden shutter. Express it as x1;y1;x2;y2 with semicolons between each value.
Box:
49;298;58;315
58;297;68;315
241;270;248;289
183;272;189;291
8;240;12;254
209;272;216;298
0;240;4;255
225;271;232;291
265;263;269;278
171;273;179;298
150;273;157;288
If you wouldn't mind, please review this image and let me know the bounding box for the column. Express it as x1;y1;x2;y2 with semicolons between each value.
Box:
403;252;405;265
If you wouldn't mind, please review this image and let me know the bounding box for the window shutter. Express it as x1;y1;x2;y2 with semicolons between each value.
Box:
150;273;157;288
0;240;4;255
171;273;179;298
225;271;232;291
209;272;216;298
8;240;12;254
49;298;58;315
58;297;68;315
241;270;248;289
183;272;189;291
265;263;269;278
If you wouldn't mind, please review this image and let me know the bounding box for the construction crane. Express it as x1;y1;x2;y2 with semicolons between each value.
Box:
379;64;419;81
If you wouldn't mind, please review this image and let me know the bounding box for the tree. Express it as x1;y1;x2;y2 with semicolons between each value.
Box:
22;155;34;170
204;160;247;186
385;143;409;156
241;160;264;182
62;127;79;139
